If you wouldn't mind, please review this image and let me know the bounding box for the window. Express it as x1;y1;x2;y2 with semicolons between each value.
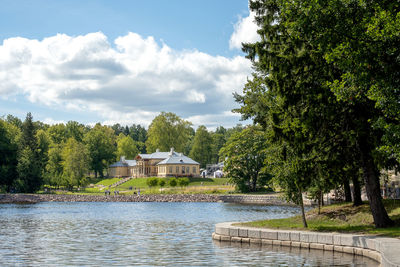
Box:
182;166;185;174
193;167;196;173
186;167;190;173
169;166;172;173
176;166;179;173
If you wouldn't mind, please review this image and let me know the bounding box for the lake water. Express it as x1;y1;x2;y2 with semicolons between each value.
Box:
0;202;377;266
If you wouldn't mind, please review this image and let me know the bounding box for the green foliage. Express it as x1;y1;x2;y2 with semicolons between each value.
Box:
62;138;90;188
189;125;213;168
159;179;166;187
146;112;192;153
45;144;64;187
16;113;43;193
178;177;189;187
116;133;140;160
84;123;116;178
220;125;271;192
168;177;177;187
0;120;18;191
146;177;159;187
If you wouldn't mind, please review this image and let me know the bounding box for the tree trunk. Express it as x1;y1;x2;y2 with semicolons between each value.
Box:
358;136;393;228
343;178;352;202
317;190;321;214
298;187;308;228
352;175;363;206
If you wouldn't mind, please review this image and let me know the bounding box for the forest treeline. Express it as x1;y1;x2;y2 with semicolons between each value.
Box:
0;112;244;193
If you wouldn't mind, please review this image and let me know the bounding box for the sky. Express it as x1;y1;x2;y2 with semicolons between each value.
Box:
0;0;260;129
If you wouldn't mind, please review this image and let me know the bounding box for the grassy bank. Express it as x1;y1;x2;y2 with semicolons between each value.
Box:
62;177;234;195
240;200;400;238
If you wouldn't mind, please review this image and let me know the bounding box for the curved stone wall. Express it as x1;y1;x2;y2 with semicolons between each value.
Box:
213;222;400;267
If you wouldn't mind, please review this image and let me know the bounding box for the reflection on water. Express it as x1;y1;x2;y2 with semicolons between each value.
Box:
0;202;378;266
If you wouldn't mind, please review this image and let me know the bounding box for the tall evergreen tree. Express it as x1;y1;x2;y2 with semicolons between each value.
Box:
16;113;43;192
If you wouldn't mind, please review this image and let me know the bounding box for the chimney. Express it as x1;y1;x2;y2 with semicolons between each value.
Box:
156;148;160;153
169;147;174;156
121;156;126;162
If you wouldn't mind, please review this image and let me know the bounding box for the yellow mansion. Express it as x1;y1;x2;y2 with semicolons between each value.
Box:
109;148;200;178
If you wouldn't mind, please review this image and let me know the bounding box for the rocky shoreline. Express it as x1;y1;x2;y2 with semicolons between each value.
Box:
0;193;221;203
0;193;289;204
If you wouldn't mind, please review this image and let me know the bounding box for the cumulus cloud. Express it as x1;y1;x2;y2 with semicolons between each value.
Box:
0;32;252;128
229;11;260;50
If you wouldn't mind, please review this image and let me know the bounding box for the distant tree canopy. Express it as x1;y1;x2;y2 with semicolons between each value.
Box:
190;125;213;168
116;134;140;161
220;126;271;192
146;112;193;153
84;123;116;178
0;112;240;192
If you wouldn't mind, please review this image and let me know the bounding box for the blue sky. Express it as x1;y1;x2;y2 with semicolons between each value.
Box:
0;0;259;129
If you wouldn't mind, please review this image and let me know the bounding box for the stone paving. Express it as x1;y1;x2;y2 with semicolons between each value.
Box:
213;222;400;267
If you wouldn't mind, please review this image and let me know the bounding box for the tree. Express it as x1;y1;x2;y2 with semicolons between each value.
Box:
0;120;18;191
45;144;64;187
220;126;271;192
16;113;43;193
65;121;85;142
47;123;67;144
84;124;116;178
36;129;50;178
189;126;213;168
62;138;90;188
129;124;147;143
236;0;395;227
116;134;140;160
210;128;227;164
146;112;192;153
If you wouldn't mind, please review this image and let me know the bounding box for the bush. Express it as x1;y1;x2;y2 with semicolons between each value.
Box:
169;177;177;187
159;179;166;187
178;177;189;187
146;177;159;187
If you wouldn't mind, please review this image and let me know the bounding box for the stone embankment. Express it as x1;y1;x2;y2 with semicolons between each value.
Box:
0;193;288;204
0;194;220;203
219;194;292;205
213;222;400;267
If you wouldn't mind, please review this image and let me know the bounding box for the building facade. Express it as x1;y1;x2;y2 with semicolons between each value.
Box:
108;148;200;178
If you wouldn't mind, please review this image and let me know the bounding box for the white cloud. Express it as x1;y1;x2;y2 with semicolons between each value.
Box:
229;11;260;50
0;32;252;128
43;117;66;125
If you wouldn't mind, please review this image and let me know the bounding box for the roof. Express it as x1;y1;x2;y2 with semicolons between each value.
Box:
109;159;136;168
157;155;200;165
137;151;180;160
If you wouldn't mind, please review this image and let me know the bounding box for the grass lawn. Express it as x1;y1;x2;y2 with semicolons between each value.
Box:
95;178;121;187
239;199;400;238
92;177;232;194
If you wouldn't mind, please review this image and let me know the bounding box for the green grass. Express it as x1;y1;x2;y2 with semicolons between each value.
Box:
95;178;121;186
239;200;400;238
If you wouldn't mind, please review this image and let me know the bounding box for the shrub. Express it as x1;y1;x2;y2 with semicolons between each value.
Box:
159;179;166;187
169;177;177;187
146;177;159;187
178;177;190;187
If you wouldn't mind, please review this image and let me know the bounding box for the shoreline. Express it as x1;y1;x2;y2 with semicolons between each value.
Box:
0;193;290;204
213;222;400;267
